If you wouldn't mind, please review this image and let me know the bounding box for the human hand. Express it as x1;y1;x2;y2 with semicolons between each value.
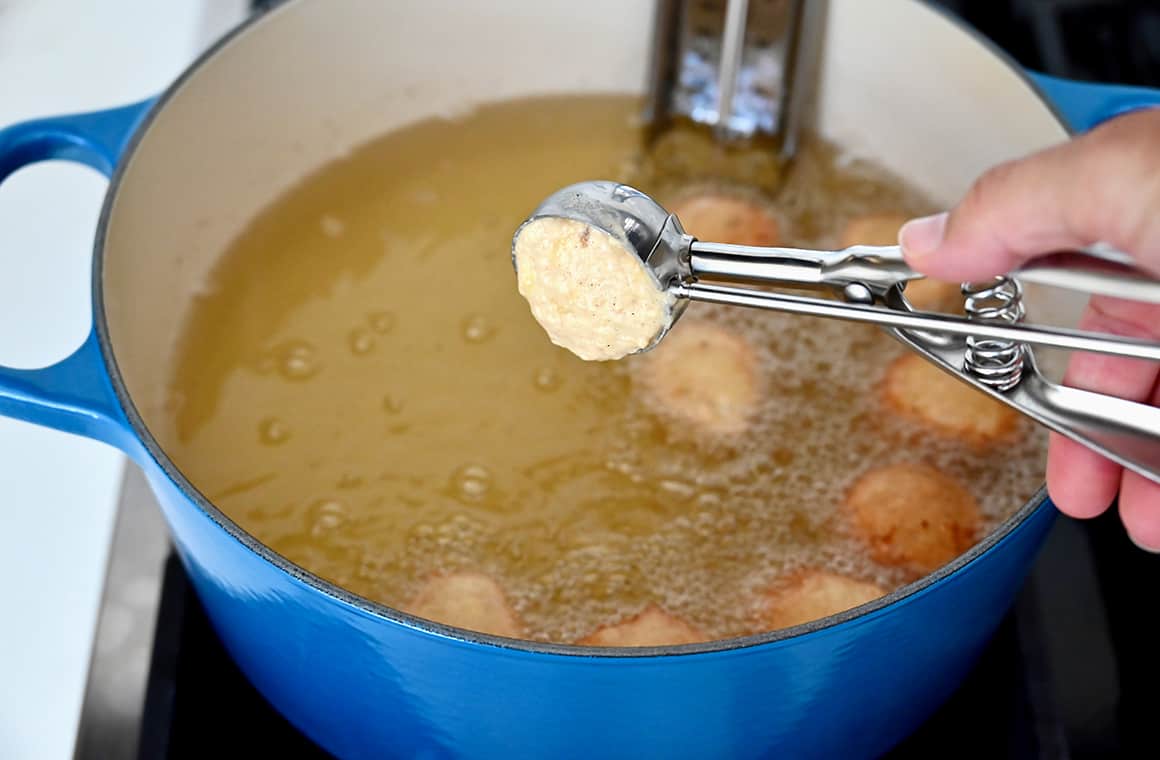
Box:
899;108;1160;551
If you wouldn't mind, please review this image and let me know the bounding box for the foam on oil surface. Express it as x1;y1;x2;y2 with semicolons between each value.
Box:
163;96;1047;644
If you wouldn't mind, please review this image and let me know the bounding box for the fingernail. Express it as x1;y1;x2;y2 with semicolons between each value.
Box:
899;212;948;261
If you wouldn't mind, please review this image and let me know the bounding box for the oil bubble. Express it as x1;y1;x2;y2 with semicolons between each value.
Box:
368;311;396;334
461;314;495;344
412;188;439;204
307;499;347;537
274;340;320;381
258;417;290;445
348;327;375;355
659;479;695;500
533;367;561;392
320;214;346;238
451;464;492;503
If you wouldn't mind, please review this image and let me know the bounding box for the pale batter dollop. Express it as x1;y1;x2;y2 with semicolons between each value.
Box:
514;217;673;361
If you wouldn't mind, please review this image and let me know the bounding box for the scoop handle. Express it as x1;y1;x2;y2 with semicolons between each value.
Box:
689;240;1160;304
1022;373;1160;485
677;281;1160;362
886;328;1160;487
1013;247;1160;304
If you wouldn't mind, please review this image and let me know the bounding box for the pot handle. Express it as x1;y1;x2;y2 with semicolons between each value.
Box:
1029;72;1160;133
0;99;154;453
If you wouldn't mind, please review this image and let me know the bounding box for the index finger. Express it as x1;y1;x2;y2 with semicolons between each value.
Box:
899;109;1160;284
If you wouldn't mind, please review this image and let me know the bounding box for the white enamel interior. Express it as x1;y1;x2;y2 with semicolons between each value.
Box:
100;0;1078;447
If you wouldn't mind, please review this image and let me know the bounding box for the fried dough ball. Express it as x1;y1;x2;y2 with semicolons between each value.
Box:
634;319;763;435
845;463;981;575
882;353;1020;445
669;192;781;246
577;604;707;647
839;212;906;249
405;572;523;638
903;278;964;313
840;213;960;312
757;570;887;630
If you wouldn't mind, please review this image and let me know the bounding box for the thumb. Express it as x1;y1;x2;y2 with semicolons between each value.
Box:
899;108;1160;282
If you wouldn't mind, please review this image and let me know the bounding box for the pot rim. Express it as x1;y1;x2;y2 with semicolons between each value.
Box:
92;0;1069;659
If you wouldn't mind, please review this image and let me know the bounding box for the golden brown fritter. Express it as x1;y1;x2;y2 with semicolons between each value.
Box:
577;604;707;647
845;462;981;575
634;319;763;436
757;570;887;630
839;212;907;249
405;572;523;638
670;192;781;246
882;353;1020;446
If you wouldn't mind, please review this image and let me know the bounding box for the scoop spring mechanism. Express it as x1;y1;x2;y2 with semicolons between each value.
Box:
962;277;1027;392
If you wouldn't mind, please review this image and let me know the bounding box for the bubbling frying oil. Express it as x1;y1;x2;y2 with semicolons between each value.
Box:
163;96;1047;643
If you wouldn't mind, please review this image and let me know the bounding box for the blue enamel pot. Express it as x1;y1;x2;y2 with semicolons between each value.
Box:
1;1;1157;758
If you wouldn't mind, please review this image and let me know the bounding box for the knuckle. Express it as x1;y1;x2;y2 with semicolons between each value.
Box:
949;161;1019;234
944;160;1022;244
966;161;1019;211
1074;117;1160;262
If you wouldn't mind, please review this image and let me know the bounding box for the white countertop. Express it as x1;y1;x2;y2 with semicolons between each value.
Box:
0;2;242;758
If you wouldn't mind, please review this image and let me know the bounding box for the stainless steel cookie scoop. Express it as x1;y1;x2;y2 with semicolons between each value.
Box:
514;181;1160;357
511;180;1160;484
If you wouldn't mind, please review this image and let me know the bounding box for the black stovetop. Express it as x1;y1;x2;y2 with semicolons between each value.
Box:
135;2;1160;758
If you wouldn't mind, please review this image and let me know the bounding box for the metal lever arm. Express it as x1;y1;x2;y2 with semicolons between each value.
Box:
688;241;1160;304
1013;248;1160;304
676;282;1160;362
891;331;1160;486
1025;375;1160;482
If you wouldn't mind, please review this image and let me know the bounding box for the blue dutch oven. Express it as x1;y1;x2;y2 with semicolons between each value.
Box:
1;1;1158;758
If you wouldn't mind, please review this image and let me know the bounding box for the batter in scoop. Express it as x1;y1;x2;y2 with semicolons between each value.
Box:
513;217;674;361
